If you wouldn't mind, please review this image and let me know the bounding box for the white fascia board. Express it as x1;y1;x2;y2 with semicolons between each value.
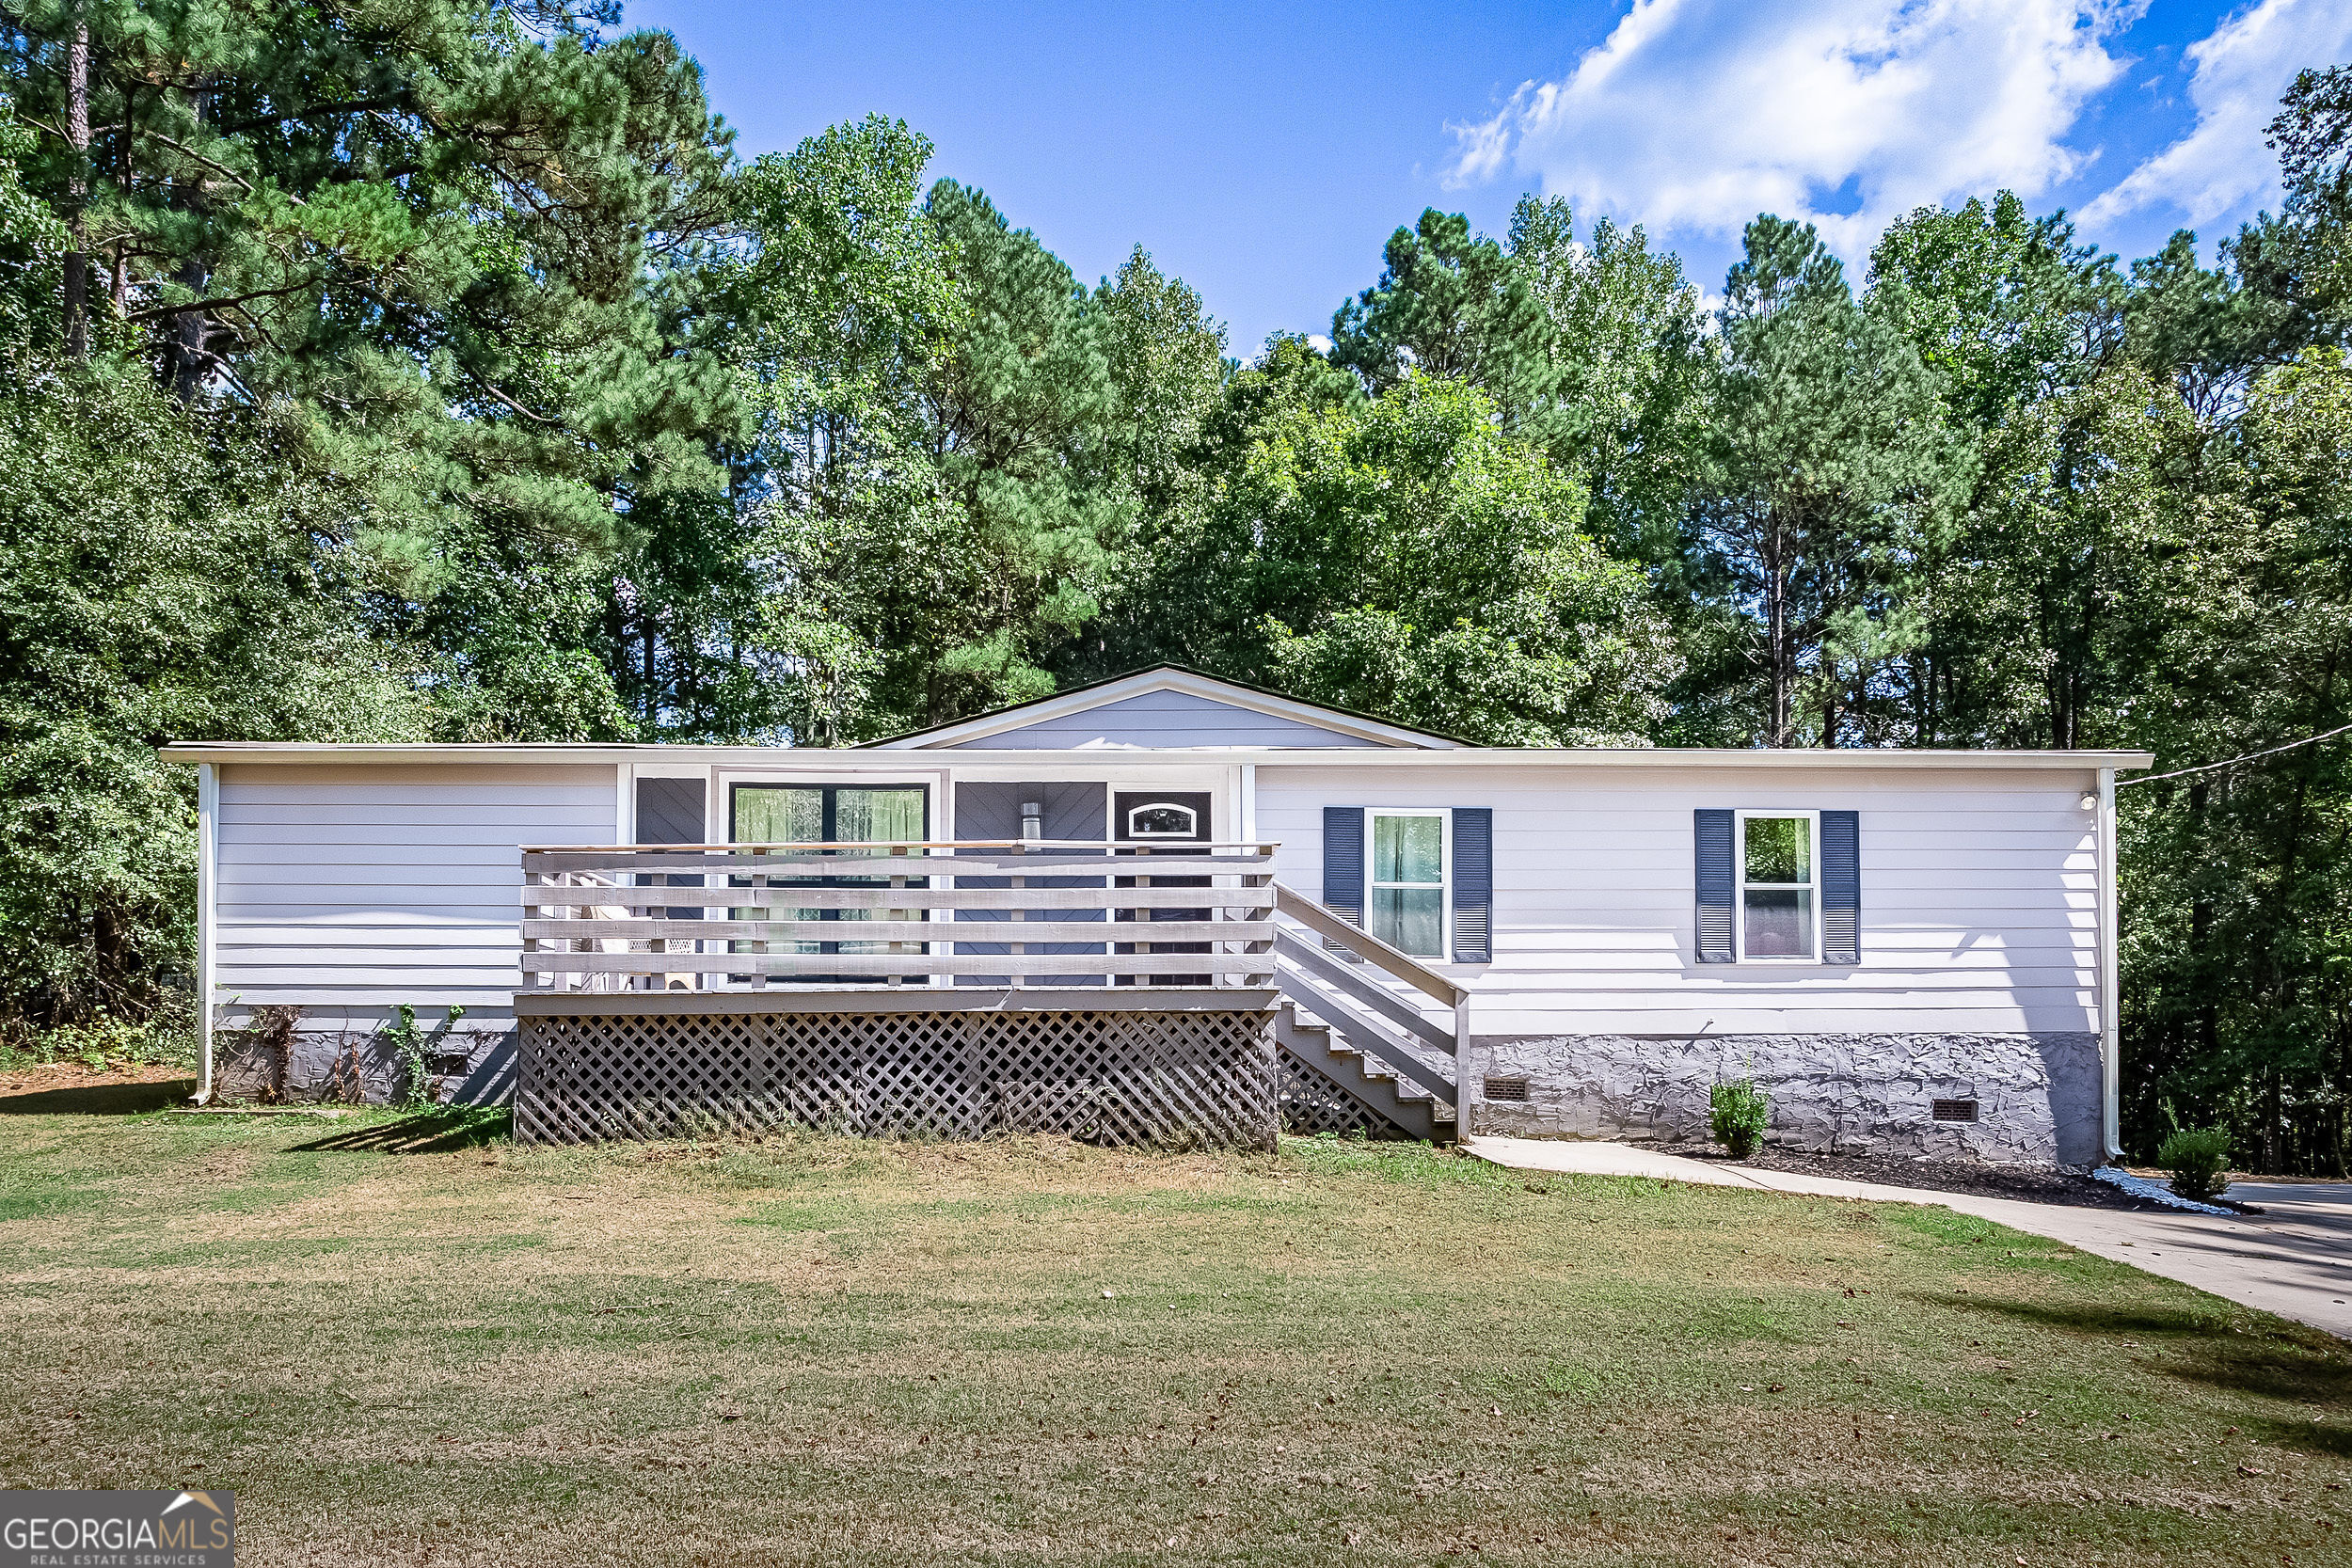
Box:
866;668;1462;751
159;741;2155;772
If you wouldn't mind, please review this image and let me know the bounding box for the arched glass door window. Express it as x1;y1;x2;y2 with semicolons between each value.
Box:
1125;801;1199;839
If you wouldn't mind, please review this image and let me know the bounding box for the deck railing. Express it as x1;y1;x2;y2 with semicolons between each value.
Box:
1269;883;1466;1105
518;840;1277;992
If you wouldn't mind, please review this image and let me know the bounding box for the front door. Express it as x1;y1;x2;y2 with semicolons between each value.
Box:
1113;790;1213;986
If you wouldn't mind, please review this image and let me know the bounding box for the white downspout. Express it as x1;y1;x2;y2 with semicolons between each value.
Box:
195;762;218;1104
2098;766;2121;1162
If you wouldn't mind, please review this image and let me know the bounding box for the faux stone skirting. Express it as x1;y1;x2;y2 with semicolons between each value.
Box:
1472;1031;2104;1167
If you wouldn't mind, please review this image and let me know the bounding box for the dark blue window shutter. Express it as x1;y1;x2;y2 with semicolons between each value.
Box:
1323;807;1365;953
1452;808;1492;963
1694;809;1735;963
1820;809;1860;964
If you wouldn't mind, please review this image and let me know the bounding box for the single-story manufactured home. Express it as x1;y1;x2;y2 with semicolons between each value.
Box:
161;666;2150;1164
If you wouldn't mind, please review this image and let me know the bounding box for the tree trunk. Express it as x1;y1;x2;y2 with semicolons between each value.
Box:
161;84;214;402
108;83;134;314
1765;515;1790;747
642;616;657;730
2265;1067;2281;1176
62;20;89;359
167;255;212;402
2190;782;2216;1074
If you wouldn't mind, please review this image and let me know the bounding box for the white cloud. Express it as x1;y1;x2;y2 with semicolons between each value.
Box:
2080;0;2352;229
1447;0;2140;261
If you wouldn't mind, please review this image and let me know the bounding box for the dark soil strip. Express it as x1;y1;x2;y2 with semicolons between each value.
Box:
1684;1145;2165;1212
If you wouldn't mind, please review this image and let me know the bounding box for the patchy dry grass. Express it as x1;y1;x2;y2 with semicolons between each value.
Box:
0;1107;2345;1566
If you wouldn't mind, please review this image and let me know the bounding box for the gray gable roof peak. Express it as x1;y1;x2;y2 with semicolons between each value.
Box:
858;665;1464;751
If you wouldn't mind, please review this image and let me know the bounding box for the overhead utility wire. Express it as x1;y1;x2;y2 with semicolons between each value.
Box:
2115;721;2352;789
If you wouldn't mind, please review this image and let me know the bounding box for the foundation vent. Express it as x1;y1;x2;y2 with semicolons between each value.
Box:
1931;1098;1979;1123
1483;1076;1532;1103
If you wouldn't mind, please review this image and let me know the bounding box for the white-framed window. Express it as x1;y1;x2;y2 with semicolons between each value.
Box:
1367;809;1448;958
1736;809;1820;961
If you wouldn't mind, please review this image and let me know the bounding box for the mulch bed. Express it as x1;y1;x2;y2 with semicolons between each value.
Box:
1684;1144;2166;1212
0;1060;196;1116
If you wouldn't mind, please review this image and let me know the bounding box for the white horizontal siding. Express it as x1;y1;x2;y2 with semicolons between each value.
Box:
1257;762;2103;1037
215;763;612;1030
953;690;1383;750
208;753;2107;1042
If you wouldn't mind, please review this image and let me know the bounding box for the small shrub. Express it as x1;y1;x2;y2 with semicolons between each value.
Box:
386;1004;435;1109
1710;1076;1770;1159
384;1003;465;1109
2157;1126;2232;1202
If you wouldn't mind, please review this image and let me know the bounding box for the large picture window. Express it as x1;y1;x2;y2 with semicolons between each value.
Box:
728;784;929;965
1737;810;1819;960
732;784;925;846
1367;810;1447;958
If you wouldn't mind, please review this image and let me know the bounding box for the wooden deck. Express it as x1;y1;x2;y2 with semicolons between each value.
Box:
508;839;1471;1147
511;841;1282;1146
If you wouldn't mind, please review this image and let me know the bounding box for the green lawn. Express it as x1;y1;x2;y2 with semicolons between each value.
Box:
1;1094;2345;1565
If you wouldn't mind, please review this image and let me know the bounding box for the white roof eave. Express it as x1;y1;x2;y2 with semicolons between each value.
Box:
156;741;2156;771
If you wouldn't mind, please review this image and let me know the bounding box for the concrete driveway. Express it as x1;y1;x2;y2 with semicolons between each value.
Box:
1467;1134;2352;1340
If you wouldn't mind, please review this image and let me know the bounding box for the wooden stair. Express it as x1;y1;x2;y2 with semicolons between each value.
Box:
1278;1001;1457;1143
1267;881;1468;1145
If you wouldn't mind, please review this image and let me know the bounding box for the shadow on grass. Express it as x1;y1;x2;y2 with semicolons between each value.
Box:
292;1106;511;1154
1946;1291;2352;1454
0;1077;195;1116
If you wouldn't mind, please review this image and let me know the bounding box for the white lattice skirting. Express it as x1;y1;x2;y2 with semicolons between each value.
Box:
514;994;1279;1149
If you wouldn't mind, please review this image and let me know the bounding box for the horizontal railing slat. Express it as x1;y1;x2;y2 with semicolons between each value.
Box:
523;951;1274;978
525;851;1273;877
520;885;1276;911
524;918;1270;944
520;838;1273;853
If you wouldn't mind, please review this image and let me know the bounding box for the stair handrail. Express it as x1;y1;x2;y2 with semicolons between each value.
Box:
1270;883;1465;1007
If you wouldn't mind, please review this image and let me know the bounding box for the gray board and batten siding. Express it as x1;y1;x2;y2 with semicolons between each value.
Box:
932;689;1391;750
948;781;1111;987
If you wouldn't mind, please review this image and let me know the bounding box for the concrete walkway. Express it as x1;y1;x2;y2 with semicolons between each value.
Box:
1466;1134;2352;1340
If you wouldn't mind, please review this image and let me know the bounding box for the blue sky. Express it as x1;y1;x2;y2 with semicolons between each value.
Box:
626;0;2352;356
